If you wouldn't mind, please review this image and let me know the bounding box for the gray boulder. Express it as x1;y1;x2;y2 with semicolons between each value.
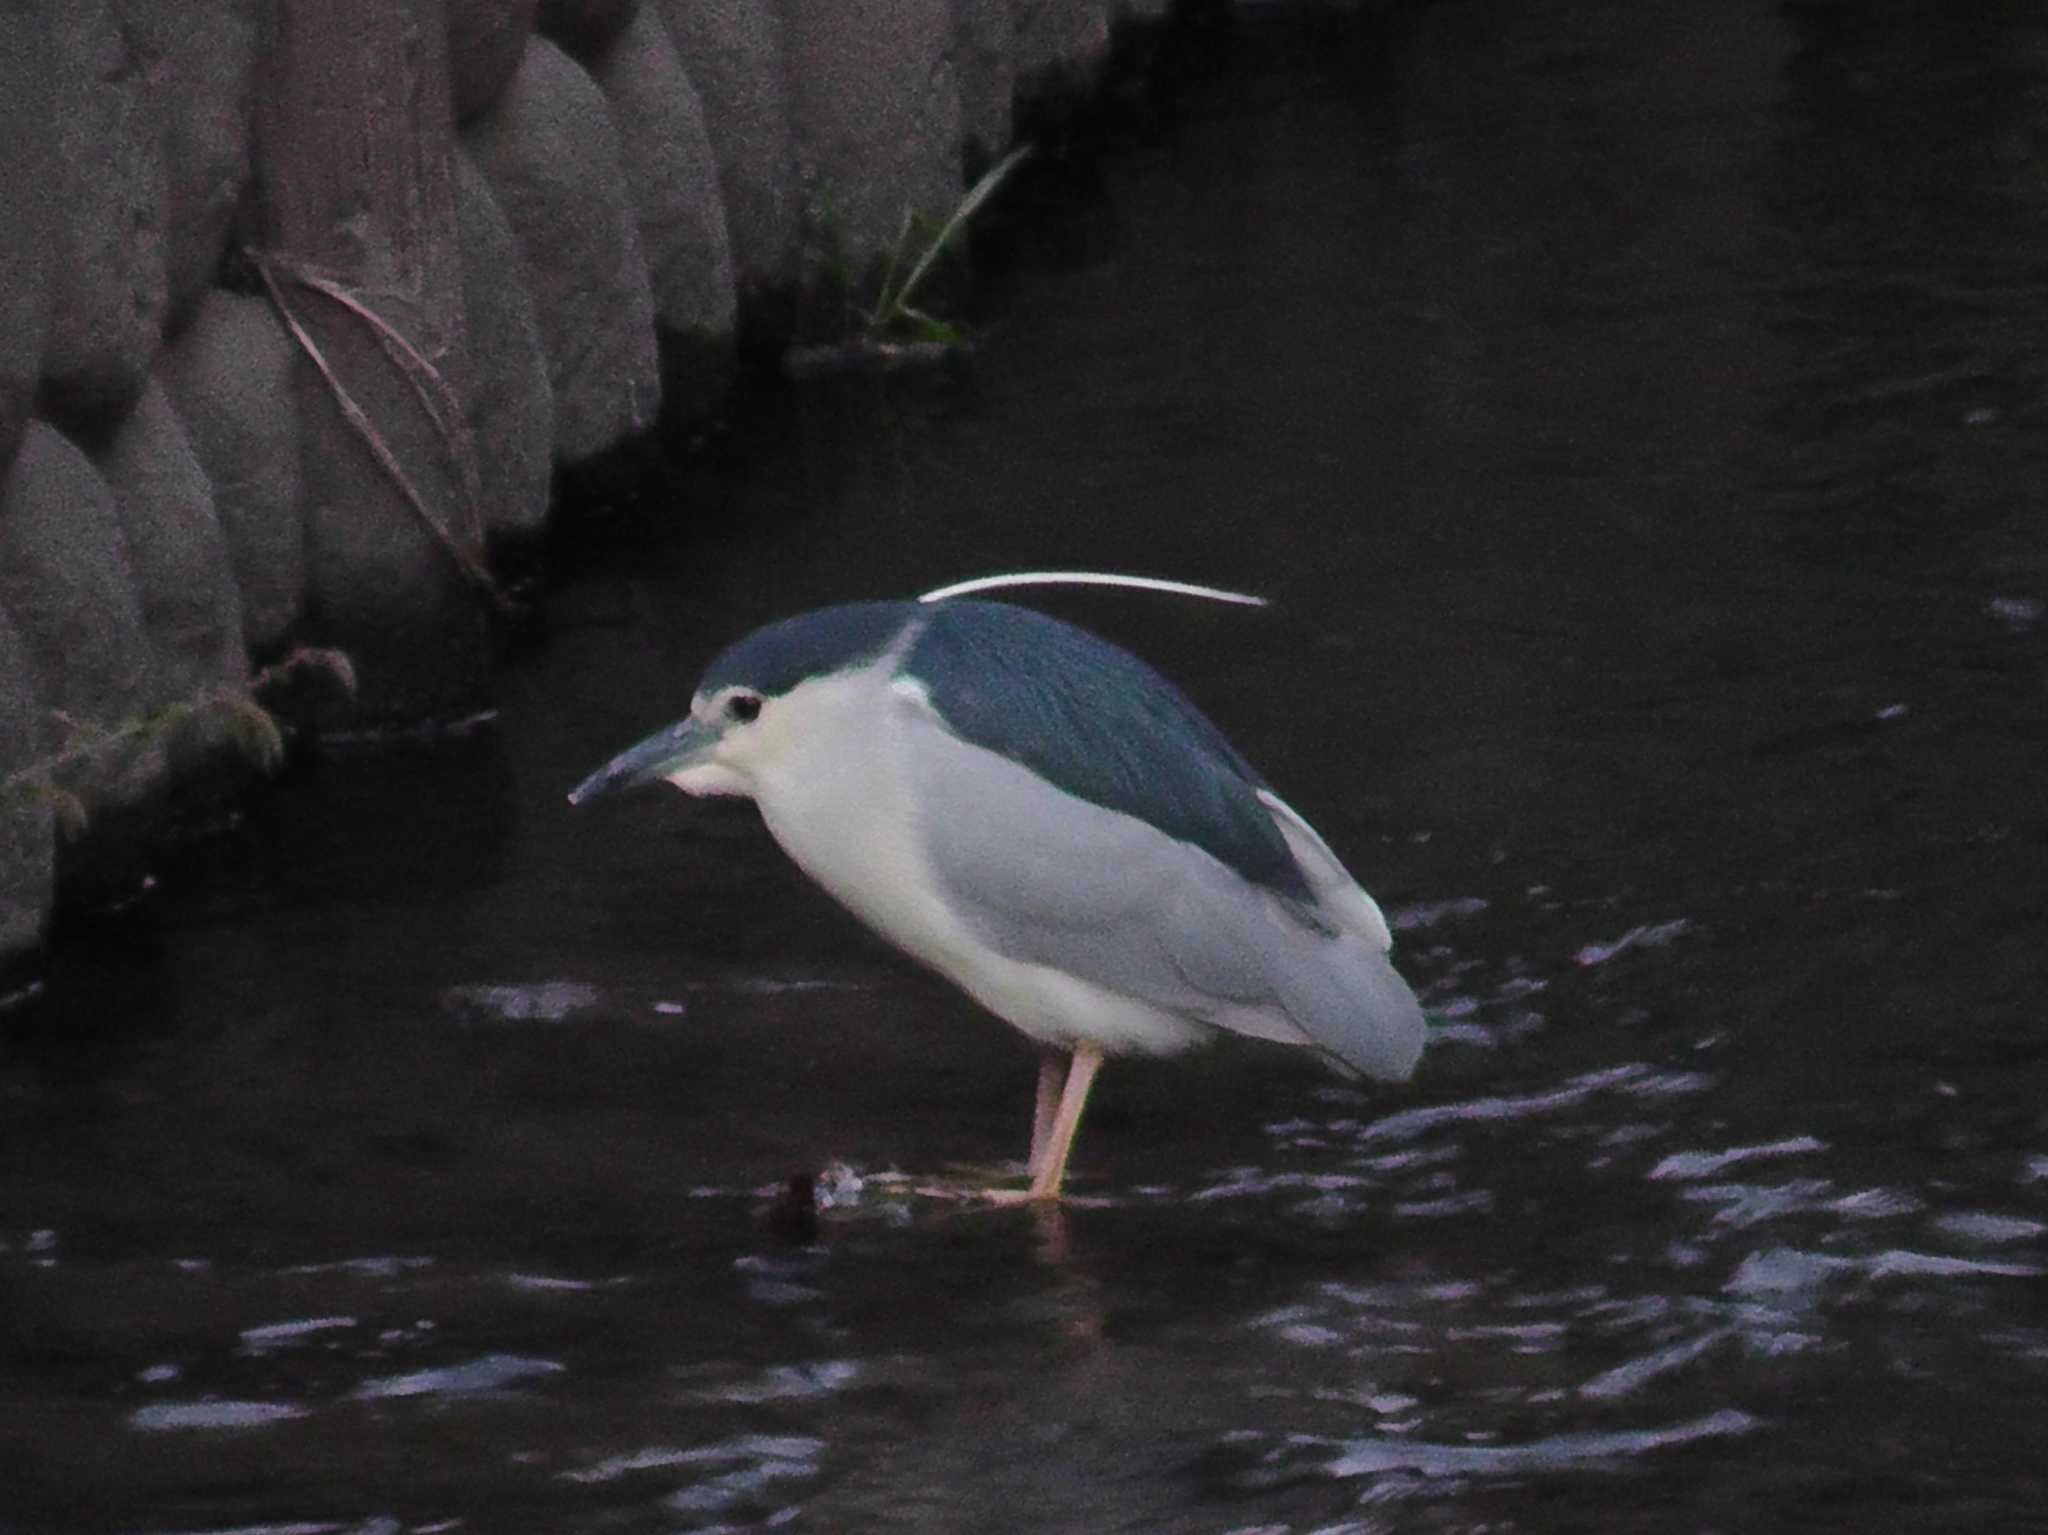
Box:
119;0;265;335
40;0;170;432
588;5;737;413
295;380;493;727
0;422;164;814
783;0;965;276
95;378;250;702
466;37;660;463
654;0;801;302
954;0;1018;167
157;291;306;654
0;8;56;471
0;605;54;973
454;147;555;543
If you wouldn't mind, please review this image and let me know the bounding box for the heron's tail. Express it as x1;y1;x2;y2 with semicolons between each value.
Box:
1283;941;1428;1082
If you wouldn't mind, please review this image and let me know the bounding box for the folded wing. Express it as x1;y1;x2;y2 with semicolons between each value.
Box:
903;703;1426;1082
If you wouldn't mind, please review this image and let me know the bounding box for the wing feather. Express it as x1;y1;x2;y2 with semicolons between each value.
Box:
1257;788;1395;952
902;706;1426;1081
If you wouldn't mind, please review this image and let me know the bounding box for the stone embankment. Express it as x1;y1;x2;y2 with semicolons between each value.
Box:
0;0;1173;981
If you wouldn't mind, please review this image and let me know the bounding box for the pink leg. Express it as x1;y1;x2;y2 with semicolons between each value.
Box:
1027;1044;1104;1201
1028;1046;1067;1175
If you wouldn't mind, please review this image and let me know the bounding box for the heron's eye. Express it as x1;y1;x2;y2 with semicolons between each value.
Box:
726;692;762;724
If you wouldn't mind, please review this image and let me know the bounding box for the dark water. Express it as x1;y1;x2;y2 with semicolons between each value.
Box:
9;3;2048;1530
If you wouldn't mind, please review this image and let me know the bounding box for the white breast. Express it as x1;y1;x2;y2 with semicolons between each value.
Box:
748;661;982;976
745;659;1209;1056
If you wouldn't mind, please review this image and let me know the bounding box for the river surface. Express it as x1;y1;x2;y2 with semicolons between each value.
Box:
7;3;2048;1531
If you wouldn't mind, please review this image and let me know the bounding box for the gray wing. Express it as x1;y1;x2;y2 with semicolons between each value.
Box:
902;708;1427;1082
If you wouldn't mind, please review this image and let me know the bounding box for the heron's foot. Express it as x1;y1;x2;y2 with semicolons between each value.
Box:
772;1163;1111;1219
835;1163;1021;1205
901;1164;1113;1208
978;1185;1066;1207
906;1161;1035;1202
953;1165;1114;1208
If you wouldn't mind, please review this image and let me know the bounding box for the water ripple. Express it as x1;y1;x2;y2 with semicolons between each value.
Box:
1572;919;1694;967
650;1434;826;1517
1248;1408;1758;1484
1649;1137;1827;1181
1727;1244;2043;1297
129;1400;310;1432
353;1353;564;1400
565;1434;826;1485
1359;1063;1692;1144
711;1360;861;1404
1679;1179;1834;1229
1930;1211;2046;1246
1392;897;1490;930
1577;1328;1739;1400
238;1317;356;1355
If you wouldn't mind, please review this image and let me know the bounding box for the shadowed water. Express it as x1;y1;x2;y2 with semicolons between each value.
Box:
7;4;2048;1531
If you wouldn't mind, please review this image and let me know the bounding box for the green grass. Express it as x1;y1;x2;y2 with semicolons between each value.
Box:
0;647;356;838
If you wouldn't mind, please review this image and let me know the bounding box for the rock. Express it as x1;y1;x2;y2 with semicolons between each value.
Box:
453;147;554;543
289;288;493;727
783;0;965;275
119;0;265;335
0;8;56;471
252;1;493;725
0;422;165;818
296;402;495;723
0;605;55;973
465;37;660;463
954;0;1018;167
157;291;306;654
654;0;801;303
94;378;249;702
39;0;170;433
448;0;541;122
587;5;737;415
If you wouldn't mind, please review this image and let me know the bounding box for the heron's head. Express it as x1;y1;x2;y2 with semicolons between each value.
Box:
567;602;920;806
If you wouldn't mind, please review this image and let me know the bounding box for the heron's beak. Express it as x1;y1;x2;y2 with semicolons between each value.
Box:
567;717;717;806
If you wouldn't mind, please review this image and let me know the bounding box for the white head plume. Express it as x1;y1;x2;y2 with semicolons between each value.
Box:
917;571;1268;607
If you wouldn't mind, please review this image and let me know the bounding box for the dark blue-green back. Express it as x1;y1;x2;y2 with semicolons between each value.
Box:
696;597;1313;901
905;601;1312;901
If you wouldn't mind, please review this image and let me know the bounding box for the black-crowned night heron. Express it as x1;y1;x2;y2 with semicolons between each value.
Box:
570;575;1427;1201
